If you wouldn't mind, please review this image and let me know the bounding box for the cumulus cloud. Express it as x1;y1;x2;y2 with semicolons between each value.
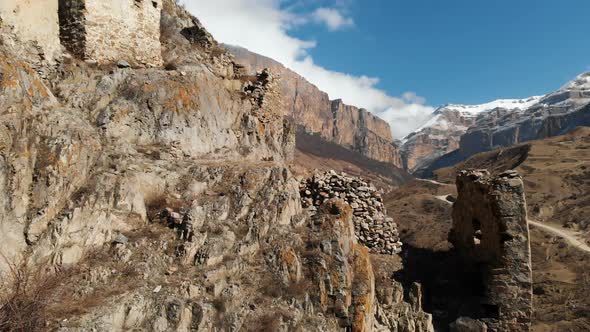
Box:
312;7;354;31
180;0;434;138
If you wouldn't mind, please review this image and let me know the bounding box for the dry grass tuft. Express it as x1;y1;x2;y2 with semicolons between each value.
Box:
0;256;66;331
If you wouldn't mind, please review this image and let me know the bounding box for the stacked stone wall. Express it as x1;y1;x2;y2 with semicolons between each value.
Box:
300;170;402;255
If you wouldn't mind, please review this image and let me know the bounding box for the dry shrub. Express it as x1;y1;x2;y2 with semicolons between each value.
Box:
284;280;311;299
209;46;227;58
145;192;186;222
0;257;65;331
250;313;281;332
260;276;311;301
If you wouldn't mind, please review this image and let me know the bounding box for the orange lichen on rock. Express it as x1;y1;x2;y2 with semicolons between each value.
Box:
351;245;375;332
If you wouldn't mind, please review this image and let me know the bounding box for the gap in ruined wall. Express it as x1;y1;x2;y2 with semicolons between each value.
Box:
472;217;482;245
58;0;87;59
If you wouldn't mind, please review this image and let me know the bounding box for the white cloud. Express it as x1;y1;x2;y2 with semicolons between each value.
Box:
180;0;434;138
312;7;354;31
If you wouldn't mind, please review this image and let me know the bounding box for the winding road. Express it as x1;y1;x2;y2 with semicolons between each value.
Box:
528;220;590;254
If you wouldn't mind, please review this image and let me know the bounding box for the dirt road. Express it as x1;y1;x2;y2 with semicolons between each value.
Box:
528;220;590;254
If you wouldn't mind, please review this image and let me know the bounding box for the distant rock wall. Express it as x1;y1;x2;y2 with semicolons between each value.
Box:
0;0;61;62
450;169;532;331
401;108;476;173
331;100;402;166
459;102;590;158
59;0;163;67
227;45;403;168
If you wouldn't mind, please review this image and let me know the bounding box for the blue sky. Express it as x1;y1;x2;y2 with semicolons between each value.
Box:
288;0;590;106
185;0;589;137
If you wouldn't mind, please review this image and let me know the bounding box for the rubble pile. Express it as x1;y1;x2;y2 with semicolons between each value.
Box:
300;170;402;254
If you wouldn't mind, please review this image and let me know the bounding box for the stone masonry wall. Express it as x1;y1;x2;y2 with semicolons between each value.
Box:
0;0;61;63
59;0;163;67
300;170;402;255
450;169;533;331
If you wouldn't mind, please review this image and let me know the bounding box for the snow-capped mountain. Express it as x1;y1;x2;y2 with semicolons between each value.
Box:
401;96;542;172
407;72;590;176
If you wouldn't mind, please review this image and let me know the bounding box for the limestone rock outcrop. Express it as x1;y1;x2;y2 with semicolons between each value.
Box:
450;169;533;331
300;171;402;255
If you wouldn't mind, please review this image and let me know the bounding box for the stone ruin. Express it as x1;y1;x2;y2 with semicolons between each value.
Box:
300;170;402;255
449;169;532;331
59;0;163;67
0;0;61;63
0;0;163;66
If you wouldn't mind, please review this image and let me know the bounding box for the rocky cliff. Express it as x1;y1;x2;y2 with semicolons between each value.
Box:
227;45;403;168
0;2;431;331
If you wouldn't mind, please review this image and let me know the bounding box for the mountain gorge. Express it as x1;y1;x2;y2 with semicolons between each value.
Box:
0;1;430;331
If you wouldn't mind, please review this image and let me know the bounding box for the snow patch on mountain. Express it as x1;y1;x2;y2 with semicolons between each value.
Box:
402;96;543;143
561;72;590;91
437;96;543;115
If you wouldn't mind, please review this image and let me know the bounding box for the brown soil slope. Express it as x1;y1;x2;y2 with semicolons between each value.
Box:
292;129;412;189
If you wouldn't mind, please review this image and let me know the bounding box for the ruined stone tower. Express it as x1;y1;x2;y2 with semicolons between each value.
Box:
450;169;533;331
0;0;163;67
59;0;163;67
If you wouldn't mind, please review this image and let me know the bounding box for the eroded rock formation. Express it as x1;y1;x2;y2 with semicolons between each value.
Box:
450;170;533;331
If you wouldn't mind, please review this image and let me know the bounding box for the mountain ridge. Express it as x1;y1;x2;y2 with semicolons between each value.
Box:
403;72;590;175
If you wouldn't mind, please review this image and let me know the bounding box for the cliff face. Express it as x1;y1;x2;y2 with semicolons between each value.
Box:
227;45;403;168
0;2;430;331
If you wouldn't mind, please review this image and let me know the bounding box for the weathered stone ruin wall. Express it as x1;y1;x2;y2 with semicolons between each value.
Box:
0;0;61;62
59;0;163;66
450;169;533;331
300;170;402;255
